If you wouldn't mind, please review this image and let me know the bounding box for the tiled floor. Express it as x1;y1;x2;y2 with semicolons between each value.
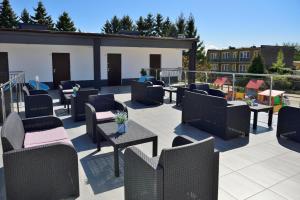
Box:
1;86;300;200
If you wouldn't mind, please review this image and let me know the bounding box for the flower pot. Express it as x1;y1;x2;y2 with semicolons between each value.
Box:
117;123;128;134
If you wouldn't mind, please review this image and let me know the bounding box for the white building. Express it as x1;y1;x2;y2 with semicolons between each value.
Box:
0;29;197;88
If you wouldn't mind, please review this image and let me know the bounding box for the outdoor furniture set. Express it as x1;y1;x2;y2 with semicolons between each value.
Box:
22;85;53;118
1;112;79;200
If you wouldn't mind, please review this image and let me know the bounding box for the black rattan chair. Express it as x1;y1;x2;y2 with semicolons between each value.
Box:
131;81;164;105
277;106;300;142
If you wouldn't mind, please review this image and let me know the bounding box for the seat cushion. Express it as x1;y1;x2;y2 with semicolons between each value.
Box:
24;127;71;148
96;111;116;122
63;89;73;94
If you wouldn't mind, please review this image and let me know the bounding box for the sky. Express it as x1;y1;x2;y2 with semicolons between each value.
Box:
10;0;300;50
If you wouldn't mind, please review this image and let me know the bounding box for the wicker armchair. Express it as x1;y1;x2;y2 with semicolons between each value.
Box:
182;91;250;140
58;80;80;105
22;85;53;118
85;94;128;142
131;81;164;105
1;112;79;200
277;106;300;142
124;136;219;200
71;89;99;121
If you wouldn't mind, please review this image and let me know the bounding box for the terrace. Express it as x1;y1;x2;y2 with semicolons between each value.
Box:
1;70;300;200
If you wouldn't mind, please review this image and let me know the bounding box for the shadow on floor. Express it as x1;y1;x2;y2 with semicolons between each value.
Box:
251;125;273;134
61;117;85;129
71;134;97;153
80;152;124;194
174;123;249;152
100;86;131;94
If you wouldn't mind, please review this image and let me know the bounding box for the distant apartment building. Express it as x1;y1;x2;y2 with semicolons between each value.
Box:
207;45;295;73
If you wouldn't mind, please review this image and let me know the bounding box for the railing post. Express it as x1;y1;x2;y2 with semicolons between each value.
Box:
205;72;208;83
269;76;273;106
9;80;13;112
232;73;235;101
155;69;158;80
1;85;6;121
168;70;171;86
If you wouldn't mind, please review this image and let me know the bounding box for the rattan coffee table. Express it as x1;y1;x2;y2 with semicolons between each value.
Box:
96;120;158;177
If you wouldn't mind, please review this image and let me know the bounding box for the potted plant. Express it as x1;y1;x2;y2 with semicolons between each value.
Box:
115;112;128;134
140;68;147;77
73;85;80;96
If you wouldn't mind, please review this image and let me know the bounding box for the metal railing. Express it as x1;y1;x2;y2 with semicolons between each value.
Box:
144;68;300;109
0;71;25;122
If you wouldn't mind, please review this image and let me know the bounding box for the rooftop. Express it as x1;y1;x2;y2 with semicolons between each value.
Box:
1;86;299;200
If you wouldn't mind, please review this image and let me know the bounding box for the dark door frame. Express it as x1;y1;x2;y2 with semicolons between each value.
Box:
0;52;9;83
107;53;122;86
149;54;161;79
52;53;71;88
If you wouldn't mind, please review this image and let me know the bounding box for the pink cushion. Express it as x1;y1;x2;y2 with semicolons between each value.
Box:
96;111;115;122
24;127;71;148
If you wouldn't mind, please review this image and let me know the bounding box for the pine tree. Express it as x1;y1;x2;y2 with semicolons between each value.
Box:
31;1;54;30
176;13;185;35
248;54;265;74
110;15;120;33
272;49;286;71
144;13;155;36
136;16;146;35
154;13;163;36
120;15;133;31
185;14;196;38
0;0;18;28
102;20;112;33
56;12;76;31
20;8;31;23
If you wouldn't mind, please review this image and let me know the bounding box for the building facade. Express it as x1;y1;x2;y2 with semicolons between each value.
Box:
0;29;197;88
207;45;295;73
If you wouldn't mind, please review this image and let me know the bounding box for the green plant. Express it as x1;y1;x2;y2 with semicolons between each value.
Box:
115;112;128;124
248;55;265;74
140;68;147;76
273;77;292;90
236;86;245;93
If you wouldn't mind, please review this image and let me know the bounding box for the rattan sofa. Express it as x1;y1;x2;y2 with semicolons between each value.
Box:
71;89;99;121
1;112;79;200
22;85;53;118
277;106;300;142
85;94;128;142
176;83;225;106
182;91;250;140
131;81;164;105
124;136;219;200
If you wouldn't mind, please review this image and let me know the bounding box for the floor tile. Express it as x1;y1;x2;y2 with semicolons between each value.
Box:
246;189;287;200
270;174;300;200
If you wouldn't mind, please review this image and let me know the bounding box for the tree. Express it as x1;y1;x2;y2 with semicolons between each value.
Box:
102;20;112;33
120;15;133;31
248;54;265;74
56;11;76;31
20;8;31;24
136;16;146;35
185;14;196;38
144;13;155;36
0;0;18;28
110;15;120;33
270;49;286;73
31;1;54;30
162;17;171;36
154;13;163;36
176;13;185;34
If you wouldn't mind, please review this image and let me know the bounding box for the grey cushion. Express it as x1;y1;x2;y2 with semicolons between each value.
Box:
1;112;25;152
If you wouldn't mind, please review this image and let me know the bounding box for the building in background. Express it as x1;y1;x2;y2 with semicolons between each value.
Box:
207;45;295;73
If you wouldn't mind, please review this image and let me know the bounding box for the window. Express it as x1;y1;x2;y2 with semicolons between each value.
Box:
240;51;250;59
222;52;230;59
232;64;236;72
221;64;230;71
232;52;237;59
239;64;248;72
210;53;218;60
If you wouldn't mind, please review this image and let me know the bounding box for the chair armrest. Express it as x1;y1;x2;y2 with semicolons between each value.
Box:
124;147;163;200
172;135;196;147
85;103;96;115
58;85;63;90
29;90;48;95
114;100;128;114
85;103;96;123
3;143;79;199
22;116;63;132
226;105;250;136
155;80;165;87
